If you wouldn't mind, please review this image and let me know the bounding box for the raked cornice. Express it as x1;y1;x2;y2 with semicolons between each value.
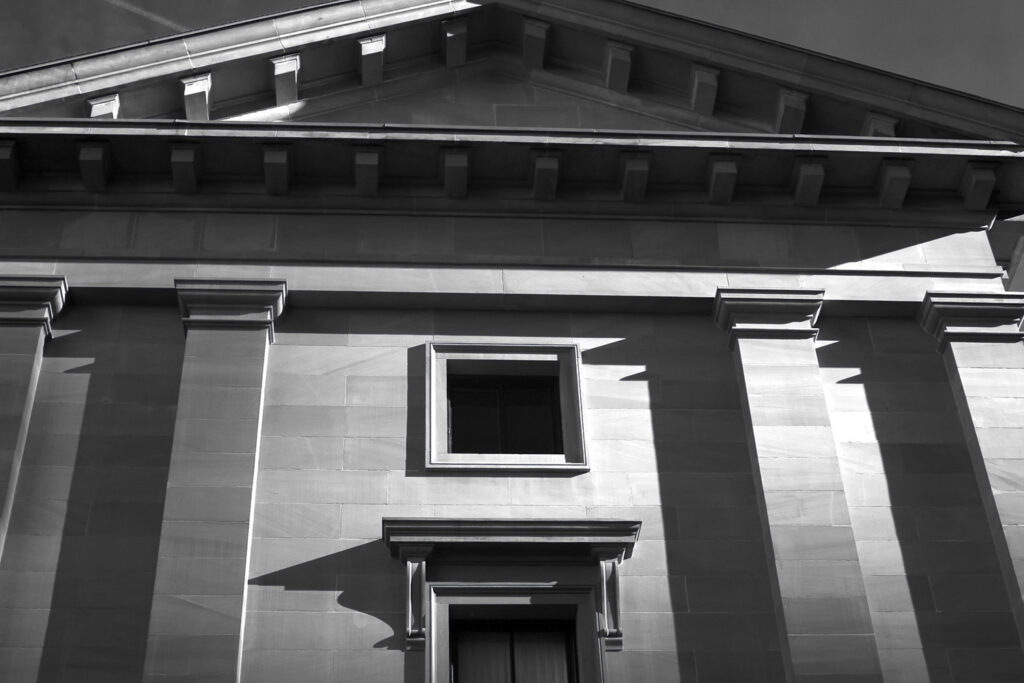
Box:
0;0;1021;142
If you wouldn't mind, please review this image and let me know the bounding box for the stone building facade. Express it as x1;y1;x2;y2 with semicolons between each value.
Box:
1;1;1024;682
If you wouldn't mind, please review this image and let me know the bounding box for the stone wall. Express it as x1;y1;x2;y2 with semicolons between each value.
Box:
0;305;184;681
244;309;781;682
819;317;1022;681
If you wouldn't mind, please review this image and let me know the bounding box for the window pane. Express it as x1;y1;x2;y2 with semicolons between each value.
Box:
455;630;512;683
449;386;501;453
501;384;561;454
512;630;571;683
448;375;562;454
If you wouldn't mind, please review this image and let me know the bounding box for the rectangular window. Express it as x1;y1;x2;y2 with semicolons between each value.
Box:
448;374;562;455
451;619;577;683
426;343;587;472
430;587;604;683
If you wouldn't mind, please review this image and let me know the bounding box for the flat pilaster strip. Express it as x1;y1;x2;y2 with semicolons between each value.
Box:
143;279;285;683
715;287;883;682
0;276;67;564
919;290;1024;649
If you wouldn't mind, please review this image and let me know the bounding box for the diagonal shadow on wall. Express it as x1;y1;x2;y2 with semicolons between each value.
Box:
248;539;420;679
816;317;1024;681
31;305;183;682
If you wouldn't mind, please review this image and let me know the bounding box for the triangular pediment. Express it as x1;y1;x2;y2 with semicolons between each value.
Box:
228;62;706;132
0;0;1021;142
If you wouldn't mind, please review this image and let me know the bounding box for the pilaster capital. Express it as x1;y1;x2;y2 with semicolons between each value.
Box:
0;276;68;337
919;291;1024;349
713;288;824;346
175;279;287;342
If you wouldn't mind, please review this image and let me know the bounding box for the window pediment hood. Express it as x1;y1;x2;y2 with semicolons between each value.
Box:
382;518;641;561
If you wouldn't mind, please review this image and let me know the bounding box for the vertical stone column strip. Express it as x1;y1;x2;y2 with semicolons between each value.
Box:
143;279;286;683
714;288;882;683
919;291;1024;648
0;276;67;562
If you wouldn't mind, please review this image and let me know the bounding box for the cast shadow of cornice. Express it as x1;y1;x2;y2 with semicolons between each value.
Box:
248;539;405;651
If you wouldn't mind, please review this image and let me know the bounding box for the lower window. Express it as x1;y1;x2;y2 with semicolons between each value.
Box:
451;616;577;683
431;585;602;683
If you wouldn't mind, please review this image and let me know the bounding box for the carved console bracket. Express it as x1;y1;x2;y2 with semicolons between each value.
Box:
593;547;624;650
919;291;1024;350
175;279;287;342
0;276;68;338
382;518;641;649
713;287;825;346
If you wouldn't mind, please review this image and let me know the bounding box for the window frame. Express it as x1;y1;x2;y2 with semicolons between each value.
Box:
431;584;601;683
425;342;587;472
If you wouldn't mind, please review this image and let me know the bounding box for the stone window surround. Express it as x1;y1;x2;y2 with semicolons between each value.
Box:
382;517;641;673
425;342;587;472
432;584;600;683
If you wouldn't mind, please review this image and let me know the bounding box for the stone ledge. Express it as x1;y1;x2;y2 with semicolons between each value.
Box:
713;287;825;343
0;276;68;336
382;518;641;560
176;278;287;339
920;291;1024;348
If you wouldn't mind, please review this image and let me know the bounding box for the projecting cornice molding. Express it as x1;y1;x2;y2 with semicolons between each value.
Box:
0;276;68;337
0;124;1019;212
175;279;287;341
713;287;825;345
383;518;640;649
382;518;641;561
919;291;1024;349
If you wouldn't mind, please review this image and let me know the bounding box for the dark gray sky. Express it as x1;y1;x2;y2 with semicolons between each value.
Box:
2;0;1020;109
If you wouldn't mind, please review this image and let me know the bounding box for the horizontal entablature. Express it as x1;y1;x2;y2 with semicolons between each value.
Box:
0;259;1003;318
0;123;1021;214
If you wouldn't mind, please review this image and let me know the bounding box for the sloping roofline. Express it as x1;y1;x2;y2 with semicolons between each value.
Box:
0;0;1022;141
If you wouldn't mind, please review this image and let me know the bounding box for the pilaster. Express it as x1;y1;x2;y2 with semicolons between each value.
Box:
143;279;285;683
0;277;66;562
714;288;882;682
920;291;1024;648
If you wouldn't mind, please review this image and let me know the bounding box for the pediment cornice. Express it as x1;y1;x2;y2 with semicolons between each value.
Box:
0;0;1020;142
0;121;1021;215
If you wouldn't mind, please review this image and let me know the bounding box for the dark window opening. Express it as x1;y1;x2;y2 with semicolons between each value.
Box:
451;619;577;683
447;374;563;454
